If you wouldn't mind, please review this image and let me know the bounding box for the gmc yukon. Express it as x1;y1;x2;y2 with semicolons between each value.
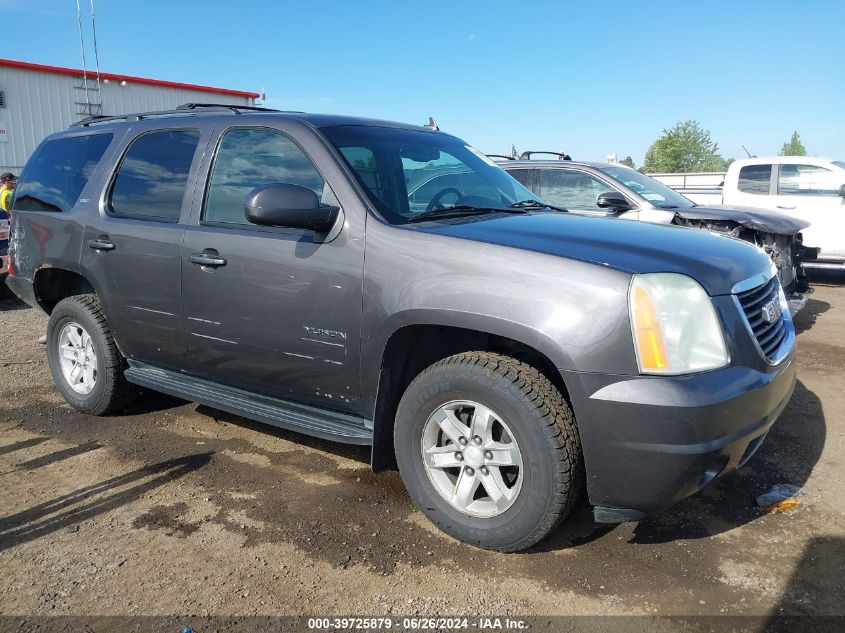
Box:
6;104;796;551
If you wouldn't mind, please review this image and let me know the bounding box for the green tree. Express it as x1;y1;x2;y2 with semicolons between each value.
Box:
620;156;636;169
779;131;807;156
642;120;728;173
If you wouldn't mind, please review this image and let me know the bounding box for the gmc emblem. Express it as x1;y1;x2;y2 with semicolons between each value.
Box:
761;298;782;325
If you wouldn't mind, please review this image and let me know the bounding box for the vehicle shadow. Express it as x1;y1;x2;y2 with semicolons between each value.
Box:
0;296;29;311
793;297;830;335
626;380;824;544
194;404;371;466
120;389;189;416
766;535;844;622
0;452;212;552
808;269;845;286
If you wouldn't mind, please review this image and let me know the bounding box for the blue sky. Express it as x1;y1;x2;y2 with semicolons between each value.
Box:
3;0;843;164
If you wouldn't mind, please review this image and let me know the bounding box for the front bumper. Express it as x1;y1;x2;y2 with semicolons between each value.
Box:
563;357;796;522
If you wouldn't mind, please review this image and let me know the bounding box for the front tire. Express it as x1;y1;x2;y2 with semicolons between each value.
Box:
46;294;136;415
394;352;582;551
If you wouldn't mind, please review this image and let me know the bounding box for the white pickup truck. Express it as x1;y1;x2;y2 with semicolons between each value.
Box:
651;157;845;269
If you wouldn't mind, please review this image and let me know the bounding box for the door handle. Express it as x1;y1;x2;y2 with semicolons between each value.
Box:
87;238;116;251
190;251;227;267
776;205;796;210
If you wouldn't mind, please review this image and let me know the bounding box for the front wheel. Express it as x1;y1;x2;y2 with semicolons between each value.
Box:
394;352;582;551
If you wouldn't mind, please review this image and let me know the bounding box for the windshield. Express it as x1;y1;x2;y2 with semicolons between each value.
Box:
321;125;538;224
597;165;695;209
833;161;845;170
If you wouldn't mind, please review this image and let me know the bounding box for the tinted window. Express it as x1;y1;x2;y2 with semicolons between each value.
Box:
778;164;841;196
110;130;199;221
738;164;772;194
539;169;611;212
13;134;112;213
205;128;324;225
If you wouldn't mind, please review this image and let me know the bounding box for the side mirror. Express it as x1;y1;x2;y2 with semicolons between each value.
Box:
839;184;845;197
596;191;632;211
244;184;339;232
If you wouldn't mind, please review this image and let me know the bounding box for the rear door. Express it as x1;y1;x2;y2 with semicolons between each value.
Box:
180;123;365;414
773;163;845;260
80;123;210;371
727;163;776;209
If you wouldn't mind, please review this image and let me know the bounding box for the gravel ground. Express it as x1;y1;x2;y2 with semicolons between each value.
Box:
0;278;843;629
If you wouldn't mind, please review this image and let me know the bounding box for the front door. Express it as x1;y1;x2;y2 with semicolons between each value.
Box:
80;126;207;370
537;168;619;217
774;163;845;261
180;125;365;414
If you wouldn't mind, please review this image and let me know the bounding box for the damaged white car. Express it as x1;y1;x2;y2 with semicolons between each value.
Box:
497;155;815;313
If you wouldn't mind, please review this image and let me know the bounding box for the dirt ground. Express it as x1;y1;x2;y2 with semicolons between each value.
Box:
0;277;843;629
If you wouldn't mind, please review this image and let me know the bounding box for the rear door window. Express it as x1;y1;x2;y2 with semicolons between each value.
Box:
13;133;113;213
109;129;200;222
738;164;772;194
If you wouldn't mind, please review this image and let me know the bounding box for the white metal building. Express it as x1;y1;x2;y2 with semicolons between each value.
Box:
0;58;258;174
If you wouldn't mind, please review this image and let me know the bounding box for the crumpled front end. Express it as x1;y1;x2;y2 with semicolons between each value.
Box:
671;213;812;314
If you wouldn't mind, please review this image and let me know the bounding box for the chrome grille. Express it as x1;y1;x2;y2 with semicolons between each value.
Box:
736;275;788;361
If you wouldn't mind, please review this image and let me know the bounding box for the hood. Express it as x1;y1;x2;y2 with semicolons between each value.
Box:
415;212;772;296
674;204;809;234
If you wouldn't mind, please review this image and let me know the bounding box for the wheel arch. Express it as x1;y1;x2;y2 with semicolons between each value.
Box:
368;317;573;473
32;267;97;314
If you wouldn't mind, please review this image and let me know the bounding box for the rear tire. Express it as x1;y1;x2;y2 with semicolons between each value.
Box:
46;294;136;415
394;352;582;551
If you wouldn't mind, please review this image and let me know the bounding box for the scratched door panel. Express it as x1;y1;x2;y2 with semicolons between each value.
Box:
180;223;364;414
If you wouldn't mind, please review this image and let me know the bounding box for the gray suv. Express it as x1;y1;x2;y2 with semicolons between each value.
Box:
6;105;796;551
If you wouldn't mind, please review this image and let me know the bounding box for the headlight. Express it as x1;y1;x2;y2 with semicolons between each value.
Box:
629;273;728;375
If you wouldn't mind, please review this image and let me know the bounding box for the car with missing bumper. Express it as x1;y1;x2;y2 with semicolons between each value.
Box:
6;105;796;551
497;154;815;313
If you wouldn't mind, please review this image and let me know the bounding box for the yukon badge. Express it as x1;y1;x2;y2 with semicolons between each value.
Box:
303;325;348;340
761;298;782;325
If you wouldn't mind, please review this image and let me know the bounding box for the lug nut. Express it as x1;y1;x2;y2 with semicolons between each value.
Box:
454;451;463;462
465;466;475;476
473;435;482;445
484;450;493;460
458;436;468;446
480;466;489;476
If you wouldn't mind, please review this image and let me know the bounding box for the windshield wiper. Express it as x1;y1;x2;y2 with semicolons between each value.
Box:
408;205;528;223
508;199;569;213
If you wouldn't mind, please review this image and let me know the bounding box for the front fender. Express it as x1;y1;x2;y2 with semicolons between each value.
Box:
359;221;638;417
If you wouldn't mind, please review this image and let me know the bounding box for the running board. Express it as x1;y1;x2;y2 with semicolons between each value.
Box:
124;362;373;445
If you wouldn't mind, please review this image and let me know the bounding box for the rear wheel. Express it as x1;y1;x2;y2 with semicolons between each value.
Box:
394;352;582;551
46;294;136;415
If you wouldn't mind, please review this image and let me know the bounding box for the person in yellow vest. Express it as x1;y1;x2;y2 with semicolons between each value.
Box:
0;172;16;212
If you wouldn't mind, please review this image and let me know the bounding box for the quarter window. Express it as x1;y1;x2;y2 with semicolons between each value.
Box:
778;164;841;196
738;164;772;194
13;133;113;213
204;128;324;225
109;130;200;221
539;169;612;211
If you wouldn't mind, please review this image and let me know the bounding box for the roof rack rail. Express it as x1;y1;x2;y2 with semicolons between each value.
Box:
519;151;572;161
72;103;282;128
176;102;281;113
486;154;515;161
